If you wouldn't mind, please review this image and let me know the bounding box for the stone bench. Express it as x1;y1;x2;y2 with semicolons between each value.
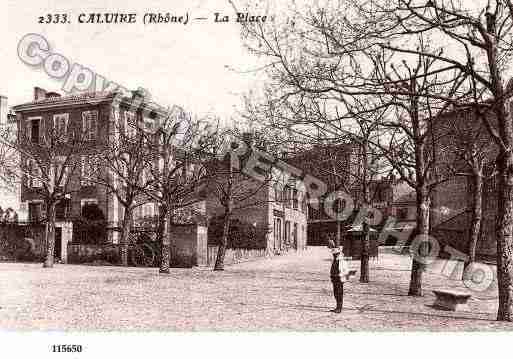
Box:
432;289;472;311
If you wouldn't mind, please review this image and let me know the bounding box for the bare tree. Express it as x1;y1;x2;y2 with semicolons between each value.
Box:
440;104;497;278
1;115;89;268
205;130;274;271
338;0;513;321
143;110;216;274
90;114;152;267
235;1;463;289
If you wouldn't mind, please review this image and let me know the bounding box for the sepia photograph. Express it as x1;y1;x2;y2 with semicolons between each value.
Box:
1;0;513;357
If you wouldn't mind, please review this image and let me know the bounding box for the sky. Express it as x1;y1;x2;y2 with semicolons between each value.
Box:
0;0;269;208
0;0;264;120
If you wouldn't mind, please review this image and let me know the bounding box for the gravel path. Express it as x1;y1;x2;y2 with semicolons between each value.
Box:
1;247;511;331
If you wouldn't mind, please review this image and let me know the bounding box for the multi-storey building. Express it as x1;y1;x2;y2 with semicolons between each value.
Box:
12;87;168;259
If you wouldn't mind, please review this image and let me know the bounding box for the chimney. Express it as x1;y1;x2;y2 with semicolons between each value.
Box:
0;96;7;125
34;87;47;101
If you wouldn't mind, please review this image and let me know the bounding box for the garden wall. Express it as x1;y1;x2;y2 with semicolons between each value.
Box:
67;224;208;267
67;244;124;265
0;223;45;262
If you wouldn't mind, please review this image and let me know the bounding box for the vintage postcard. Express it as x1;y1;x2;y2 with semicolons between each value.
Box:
1;0;512;357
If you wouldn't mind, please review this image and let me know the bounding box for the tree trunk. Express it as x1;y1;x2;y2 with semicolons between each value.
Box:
43;201;56;268
360;220;370;283
155;204;167;246
214;209;231;271
408;189;430;296
360;140;370;283
463;173;483;280
159;208;171;274
496;150;513;321
119;207;133;267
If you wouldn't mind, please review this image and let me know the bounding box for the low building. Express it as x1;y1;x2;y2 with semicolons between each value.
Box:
204;137;309;255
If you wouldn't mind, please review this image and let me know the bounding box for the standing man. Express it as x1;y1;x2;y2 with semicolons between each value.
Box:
330;247;350;313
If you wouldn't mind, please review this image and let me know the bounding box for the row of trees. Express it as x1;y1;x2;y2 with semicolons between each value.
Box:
234;0;513;320
0;97;259;272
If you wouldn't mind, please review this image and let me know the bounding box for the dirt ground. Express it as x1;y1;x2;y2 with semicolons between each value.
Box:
0;247;511;331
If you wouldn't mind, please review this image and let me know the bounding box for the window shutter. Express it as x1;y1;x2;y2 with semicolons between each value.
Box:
82;111;98;140
26;122;31;142
39;118;45;143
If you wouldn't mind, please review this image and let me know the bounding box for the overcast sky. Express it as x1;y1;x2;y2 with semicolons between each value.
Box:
0;0;263;120
0;0;269;208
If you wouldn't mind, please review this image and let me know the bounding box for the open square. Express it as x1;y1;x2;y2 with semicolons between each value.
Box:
1;248;511;331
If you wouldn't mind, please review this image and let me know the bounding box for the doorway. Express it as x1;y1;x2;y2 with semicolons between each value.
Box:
54;228;62;261
274;217;282;252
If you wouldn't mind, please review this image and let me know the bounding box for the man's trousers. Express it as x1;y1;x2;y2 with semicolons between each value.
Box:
331;279;344;309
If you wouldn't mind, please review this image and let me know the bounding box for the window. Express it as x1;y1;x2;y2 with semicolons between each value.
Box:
53;113;69;138
55;199;70;220
53;156;69;188
284;186;291;208
143;203;154;218
125;111;137;138
284;220;291;246
81;199;98;216
81;156;95;186
273;183;283;203
27;117;41;143
28;202;44;222
26;159;42;188
274;217;282;251
293;189;298;209
82;110;98;140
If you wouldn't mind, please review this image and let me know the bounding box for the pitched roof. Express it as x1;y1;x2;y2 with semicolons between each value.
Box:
13;91;117;110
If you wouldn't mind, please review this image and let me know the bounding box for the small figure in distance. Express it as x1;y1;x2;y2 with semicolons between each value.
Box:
329;247;352;313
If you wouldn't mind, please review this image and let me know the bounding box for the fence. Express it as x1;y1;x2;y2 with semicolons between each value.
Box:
207;245;267;266
67;242;161;267
0;223;46;262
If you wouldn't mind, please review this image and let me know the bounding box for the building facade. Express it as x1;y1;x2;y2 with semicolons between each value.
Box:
428;104;500;258
285;142;397;245
204;143;309;254
12;87;168;259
